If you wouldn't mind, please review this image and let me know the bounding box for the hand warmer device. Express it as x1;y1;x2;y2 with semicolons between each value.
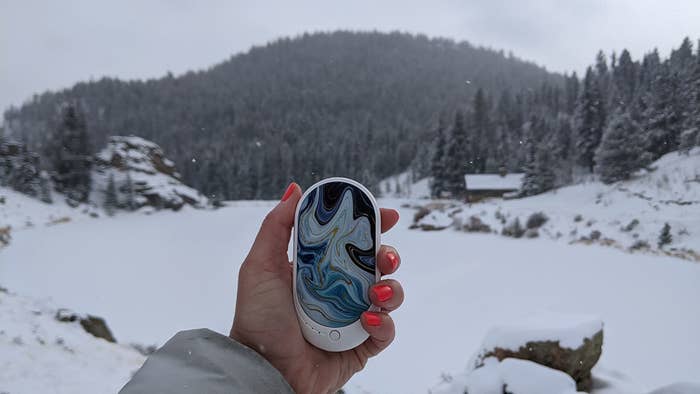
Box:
293;177;380;352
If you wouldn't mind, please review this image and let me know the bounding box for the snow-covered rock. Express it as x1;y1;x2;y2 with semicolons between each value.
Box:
94;136;208;211
471;312;604;391
434;358;581;394
0;137;49;200
0;287;145;394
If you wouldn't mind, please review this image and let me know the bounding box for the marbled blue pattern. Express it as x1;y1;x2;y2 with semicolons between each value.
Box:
296;183;376;328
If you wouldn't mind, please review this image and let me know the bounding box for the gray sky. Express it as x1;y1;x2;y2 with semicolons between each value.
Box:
2;0;700;113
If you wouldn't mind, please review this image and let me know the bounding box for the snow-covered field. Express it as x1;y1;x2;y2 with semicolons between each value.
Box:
1;149;700;393
1;192;700;393
393;149;700;262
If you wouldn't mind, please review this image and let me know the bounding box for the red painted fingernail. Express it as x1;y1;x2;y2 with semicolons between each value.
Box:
281;183;296;202
363;312;381;327
386;252;399;271
372;285;393;303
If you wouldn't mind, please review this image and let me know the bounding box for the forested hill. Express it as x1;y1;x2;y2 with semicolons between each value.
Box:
3;31;561;199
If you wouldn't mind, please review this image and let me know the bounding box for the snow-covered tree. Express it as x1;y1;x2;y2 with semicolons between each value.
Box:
574;67;606;172
104;174;118;216
595;109;645;184
443;111;469;200
679;41;700;152
520;118;556;196
430;117;448;198
472;88;491;173
39;172;52;203
49;104;92;204
658;223;672;248
641;64;683;159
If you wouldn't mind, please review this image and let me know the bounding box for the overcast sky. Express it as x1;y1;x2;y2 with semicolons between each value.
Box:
2;0;700;113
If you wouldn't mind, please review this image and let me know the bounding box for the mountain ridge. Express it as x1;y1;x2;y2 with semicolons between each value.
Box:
4;30;563;199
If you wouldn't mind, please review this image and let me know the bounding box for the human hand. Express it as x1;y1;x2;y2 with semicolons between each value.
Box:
230;183;403;394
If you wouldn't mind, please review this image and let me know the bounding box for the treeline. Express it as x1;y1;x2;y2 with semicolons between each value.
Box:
0;104;91;206
3;31;559;200
430;38;700;199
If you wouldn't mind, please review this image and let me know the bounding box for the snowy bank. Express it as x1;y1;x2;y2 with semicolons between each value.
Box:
407;149;700;261
0;287;145;394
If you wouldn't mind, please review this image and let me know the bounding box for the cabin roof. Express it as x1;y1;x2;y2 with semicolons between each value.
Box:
465;173;524;191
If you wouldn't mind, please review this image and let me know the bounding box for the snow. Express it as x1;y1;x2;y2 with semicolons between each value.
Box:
0;289;144;394
410;148;700;261
478;312;603;352
648;383;700;394
433;358;580;394
497;358;579;394
0;186;96;232
378;170;430;199
416;209;453;229
1;150;699;393
1;197;699;393
465;173;524;191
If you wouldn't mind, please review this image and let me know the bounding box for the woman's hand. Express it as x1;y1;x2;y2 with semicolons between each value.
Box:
230;183;403;394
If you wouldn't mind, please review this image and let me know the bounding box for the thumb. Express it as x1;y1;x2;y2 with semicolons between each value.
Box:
247;182;302;262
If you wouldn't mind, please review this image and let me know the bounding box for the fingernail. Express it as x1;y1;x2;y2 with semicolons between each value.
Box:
281;183;296;202
363;312;381;327
372;285;393;302
386;252;399;271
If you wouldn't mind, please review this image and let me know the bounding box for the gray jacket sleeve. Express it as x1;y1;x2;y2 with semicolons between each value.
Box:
119;328;294;394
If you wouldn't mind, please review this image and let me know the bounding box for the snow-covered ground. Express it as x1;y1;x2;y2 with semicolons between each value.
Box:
408;148;700;262
1;192;699;393
0;288;145;394
1;149;699;393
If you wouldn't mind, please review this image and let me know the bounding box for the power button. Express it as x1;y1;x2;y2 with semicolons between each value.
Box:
329;330;341;341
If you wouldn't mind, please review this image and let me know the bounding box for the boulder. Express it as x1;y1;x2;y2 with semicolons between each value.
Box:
94;136;208;211
461;216;492;233
471;312;604;392
55;308;116;343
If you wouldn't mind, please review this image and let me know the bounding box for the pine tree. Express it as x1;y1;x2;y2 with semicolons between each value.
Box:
520;117;556;196
39;172;52;203
595;109;644;184
613;49;637;106
50;104;92;204
574;67;606;172
679;41;700;152
443;111;469;200
472;88;491;173
104;174;118;216
658;223;672;248
430;117;448;198
642;63;683;159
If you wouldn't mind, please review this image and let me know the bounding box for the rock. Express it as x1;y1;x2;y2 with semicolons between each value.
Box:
55;309;116;343
502;218;525;238
525;212;548;229
0;137;47;199
462;216;492;233
411;203;455;231
524;228;539;238
0;225;10;248
472;313;604;392
94;136;208;211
